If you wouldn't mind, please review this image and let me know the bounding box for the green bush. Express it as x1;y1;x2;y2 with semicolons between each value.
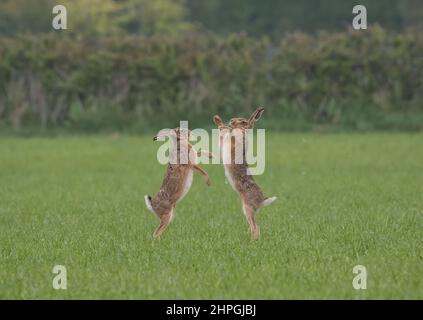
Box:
0;26;422;133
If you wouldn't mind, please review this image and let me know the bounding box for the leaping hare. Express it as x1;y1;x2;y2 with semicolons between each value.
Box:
144;127;212;240
213;108;276;240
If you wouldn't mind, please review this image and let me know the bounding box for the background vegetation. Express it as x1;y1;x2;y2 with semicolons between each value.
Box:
1;0;422;37
0;0;422;132
0;0;423;132
1;28;422;132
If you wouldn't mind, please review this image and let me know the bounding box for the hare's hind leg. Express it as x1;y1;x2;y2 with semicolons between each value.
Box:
242;201;260;240
153;207;174;240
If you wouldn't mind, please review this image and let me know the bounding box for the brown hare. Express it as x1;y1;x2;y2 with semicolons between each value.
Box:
144;127;212;240
213;108;276;240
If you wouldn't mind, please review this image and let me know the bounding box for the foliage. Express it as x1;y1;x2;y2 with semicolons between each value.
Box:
1;0;422;38
118;0;192;36
0;27;422;132
187;0;423;39
0;0;192;37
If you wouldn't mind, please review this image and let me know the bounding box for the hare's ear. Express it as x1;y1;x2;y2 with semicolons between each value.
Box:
213;115;224;127
248;107;264;126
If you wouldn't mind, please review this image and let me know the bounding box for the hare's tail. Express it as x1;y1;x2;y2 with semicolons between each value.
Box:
262;196;277;207
144;195;155;213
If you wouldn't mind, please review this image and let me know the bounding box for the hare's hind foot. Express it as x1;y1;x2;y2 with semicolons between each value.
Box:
251;225;260;240
242;202;260;240
153;209;174;240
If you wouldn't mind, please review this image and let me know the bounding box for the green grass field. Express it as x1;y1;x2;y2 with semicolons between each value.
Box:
0;133;422;299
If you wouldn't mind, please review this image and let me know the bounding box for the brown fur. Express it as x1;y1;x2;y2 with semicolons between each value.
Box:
146;127;211;240
214;108;275;240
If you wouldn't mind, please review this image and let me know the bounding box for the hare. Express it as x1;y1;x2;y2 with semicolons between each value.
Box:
213;108;276;240
144;127;212;240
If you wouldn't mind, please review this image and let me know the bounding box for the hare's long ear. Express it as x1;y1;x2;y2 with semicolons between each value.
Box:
248;107;265;126
213;115;224;127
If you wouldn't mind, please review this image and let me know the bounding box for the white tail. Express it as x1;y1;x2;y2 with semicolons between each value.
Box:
144;195;154;213
262;196;277;207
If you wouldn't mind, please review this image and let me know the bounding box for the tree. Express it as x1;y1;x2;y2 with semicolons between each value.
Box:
0;0;193;37
64;0;123;36
0;0;54;35
118;0;192;36
186;0;421;39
